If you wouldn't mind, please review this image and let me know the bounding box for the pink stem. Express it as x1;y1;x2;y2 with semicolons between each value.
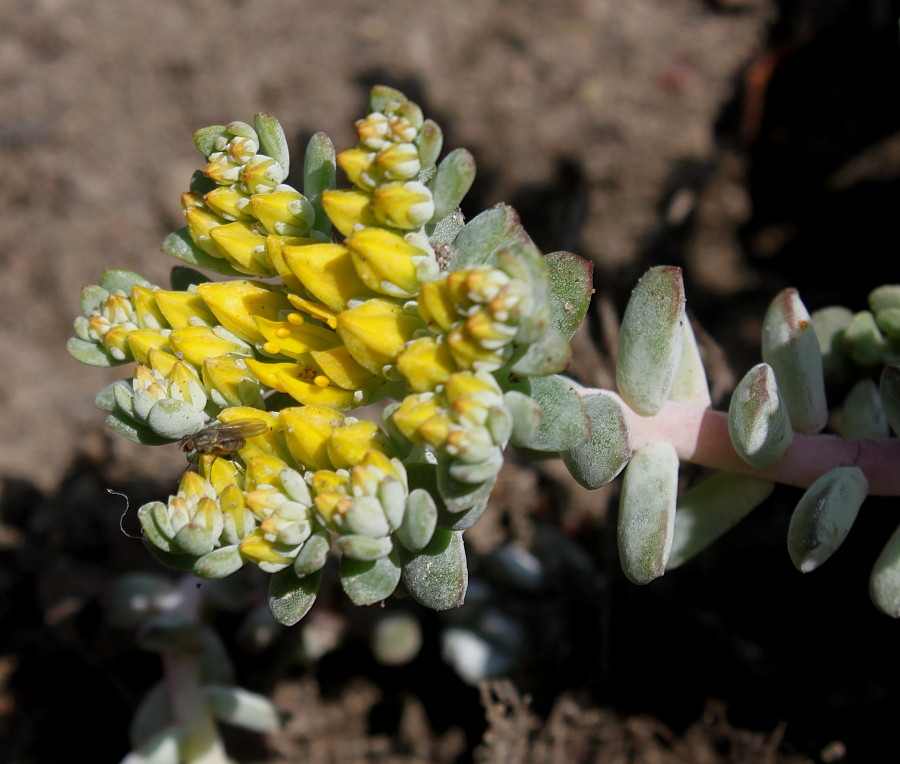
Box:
589;390;900;496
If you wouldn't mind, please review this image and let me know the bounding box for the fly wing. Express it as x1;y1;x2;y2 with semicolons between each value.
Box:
214;418;270;439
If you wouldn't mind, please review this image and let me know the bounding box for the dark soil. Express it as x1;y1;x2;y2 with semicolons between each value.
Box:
2;0;899;761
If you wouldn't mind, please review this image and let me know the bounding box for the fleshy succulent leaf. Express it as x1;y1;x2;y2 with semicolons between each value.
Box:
339;550;402;606
787;467;868;573
840;379;889;439
762;288;827;435
880;366;900;437
545;251;594;339
162;228;248;277
871;519;900;617
100;269;152;294
67;337;121;367
304;131;336;237
106;412;173;446
728;362;793;468
400;529;468;610
427;148;476;226
267;568;321;626
561;393;632;489
514;375;590;452
254;113;289;176
668;317;711;409
617;442;678;584
616;266;686;416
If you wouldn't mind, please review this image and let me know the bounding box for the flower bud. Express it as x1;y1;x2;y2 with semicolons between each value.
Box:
372;181;434;230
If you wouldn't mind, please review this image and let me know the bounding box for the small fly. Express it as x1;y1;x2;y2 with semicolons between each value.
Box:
179;418;269;464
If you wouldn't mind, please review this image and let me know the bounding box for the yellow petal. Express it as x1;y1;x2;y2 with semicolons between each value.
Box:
281;242;375;313
209;221;272;276
345;227;422;297
280;406;346;471
244;454;293;491
286;294;338;329
131;285;167;330
336;147;378;189
391;393;442;444
183;194;228;258
168;326;249;366
309;345;380;391
327;420;384;470
240;528;295;565
254;314;339;358
417;279;458;333
265;235;319;291
249;187;314;237
321;188;378;237
395;337;456;392
154;289;217;329
127;330;171;365
201;356;262;408
371;181;434;230
336;298;424;374
204;185;253;221
245;359;356;408
197;280;292;344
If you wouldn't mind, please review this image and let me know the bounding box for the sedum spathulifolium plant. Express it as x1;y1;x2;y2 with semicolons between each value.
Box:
69;86;900;632
69;84;900;759
69;86;596;629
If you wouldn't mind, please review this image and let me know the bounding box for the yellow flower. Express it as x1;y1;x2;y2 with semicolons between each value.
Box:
321;189;378;237
391;393;445;445
168;325;252;367
416;279;458;333
131;285;167;330
253;314;338;358
197;280;292;344
203;184;253;221
240;528;296;567
279;406;346;471
249;186;315;237
245;359;356;408
375;142;421;181
281;242;375;313
153;289;217;329
183;193;229;259
208;221;272;276
371;181;434;230
240;155;287;194
395;337;457;392
127;329;171;365
337;148;378;190
201;356;264;409
309;345;380;391
345;227;429;298
327;420;385;470
336;298;425;374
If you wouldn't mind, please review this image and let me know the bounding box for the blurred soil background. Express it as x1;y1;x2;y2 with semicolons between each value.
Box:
2;0;900;761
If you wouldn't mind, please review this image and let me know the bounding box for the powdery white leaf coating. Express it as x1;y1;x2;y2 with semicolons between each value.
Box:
618;442;679;584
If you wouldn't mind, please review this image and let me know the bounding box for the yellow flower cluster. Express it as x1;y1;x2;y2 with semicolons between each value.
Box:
183;121;319;278
72;87;574;607
139;404;412;577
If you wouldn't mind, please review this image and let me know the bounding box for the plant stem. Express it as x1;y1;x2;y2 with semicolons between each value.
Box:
588;390;900;496
161;577;230;764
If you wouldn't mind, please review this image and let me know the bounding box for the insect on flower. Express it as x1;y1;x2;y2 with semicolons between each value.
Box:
179;418;269;464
